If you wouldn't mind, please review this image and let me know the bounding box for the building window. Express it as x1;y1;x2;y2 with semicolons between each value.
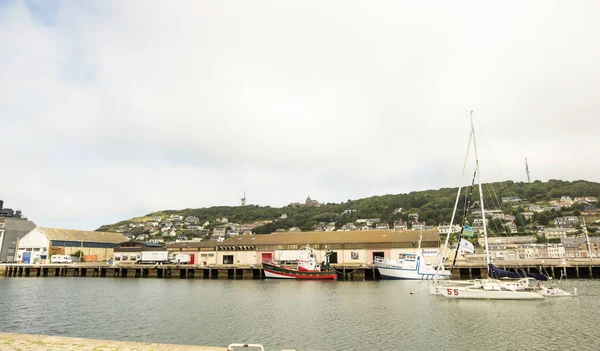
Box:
351;252;359;260
223;255;234;264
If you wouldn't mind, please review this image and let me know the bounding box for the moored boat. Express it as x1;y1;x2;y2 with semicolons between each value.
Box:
431;111;563;300
375;231;451;280
262;246;337;280
375;251;451;280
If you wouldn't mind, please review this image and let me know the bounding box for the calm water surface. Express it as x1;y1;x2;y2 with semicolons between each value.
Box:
0;278;598;351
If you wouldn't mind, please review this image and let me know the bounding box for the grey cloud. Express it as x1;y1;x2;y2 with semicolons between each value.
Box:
1;1;599;229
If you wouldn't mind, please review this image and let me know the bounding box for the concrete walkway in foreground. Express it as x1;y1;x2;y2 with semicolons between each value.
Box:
0;333;230;351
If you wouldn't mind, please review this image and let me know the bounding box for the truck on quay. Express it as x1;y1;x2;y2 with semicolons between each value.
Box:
136;251;169;264
170;253;192;264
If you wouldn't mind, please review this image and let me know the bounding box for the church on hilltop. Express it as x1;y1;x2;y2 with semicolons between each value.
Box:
305;196;320;207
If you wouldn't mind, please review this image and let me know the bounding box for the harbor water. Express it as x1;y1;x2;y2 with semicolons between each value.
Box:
0;278;598;351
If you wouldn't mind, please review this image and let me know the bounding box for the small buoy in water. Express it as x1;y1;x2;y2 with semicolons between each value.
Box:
410;291;415;295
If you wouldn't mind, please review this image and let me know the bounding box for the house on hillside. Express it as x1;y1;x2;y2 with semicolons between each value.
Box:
169;215;184;222
554;216;579;228
560;196;574;205
543;228;568;239
412;221;425;231
583;205;597;215
529;205;542;213
437;224;460;234
521;212;534;221
325;222;336;231
501;196;521;203
184;216;200;225
394;221;408;231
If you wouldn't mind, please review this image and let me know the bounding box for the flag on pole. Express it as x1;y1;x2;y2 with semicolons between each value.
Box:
462;225;475;237
458;240;475;253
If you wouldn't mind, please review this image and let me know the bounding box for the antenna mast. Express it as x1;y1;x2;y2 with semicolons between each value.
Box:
525;158;531;183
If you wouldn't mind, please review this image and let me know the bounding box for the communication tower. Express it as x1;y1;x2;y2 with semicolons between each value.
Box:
241;192;246;206
525;158;531;183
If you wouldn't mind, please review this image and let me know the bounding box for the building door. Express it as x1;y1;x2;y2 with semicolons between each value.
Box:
223;255;234;264
261;253;272;262
373;252;384;263
329;252;338;264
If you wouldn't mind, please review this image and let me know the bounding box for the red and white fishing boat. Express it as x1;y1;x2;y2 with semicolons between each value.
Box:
262;246;337;280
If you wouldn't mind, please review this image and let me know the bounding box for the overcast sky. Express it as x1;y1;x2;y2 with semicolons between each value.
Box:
1;0;599;230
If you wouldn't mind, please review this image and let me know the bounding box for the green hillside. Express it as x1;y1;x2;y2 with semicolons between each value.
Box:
97;179;600;235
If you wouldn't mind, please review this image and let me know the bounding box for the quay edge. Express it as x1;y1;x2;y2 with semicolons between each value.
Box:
0;332;295;351
3;259;600;280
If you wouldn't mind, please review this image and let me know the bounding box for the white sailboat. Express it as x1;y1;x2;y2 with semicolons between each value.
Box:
434;111;545;300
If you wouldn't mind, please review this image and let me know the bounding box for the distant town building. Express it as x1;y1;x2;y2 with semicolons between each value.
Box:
501;196;521;203
543;228;568;239
521;212;534;221
554;216;579;228
394;221;408;231
375;223;390;230
437;224;460;235
0;200;36;262
412;221;426;231
529;205;543;213
305;196;320;206
16;227;127;263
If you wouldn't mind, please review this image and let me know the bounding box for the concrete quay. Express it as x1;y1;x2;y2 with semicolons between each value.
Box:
0;332;225;351
2;259;600;280
0;333;296;351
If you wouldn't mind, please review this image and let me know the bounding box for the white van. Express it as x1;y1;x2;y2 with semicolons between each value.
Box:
50;255;73;263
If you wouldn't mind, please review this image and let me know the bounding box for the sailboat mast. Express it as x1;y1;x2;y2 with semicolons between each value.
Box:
583;217;592;259
470;111;490;266
439;128;473;268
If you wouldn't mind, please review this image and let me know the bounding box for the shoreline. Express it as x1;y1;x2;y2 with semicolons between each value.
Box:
0;333;292;351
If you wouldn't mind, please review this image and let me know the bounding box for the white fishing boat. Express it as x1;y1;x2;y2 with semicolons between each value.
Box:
375;232;451;280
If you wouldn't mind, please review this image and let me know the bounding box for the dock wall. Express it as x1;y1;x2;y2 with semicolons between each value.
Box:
3;260;600;280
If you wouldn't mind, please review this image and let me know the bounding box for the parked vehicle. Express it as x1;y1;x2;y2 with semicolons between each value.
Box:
50;255;73;264
136;251;169;264
170;254;191;264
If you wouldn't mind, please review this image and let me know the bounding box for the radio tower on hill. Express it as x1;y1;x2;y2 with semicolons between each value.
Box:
525;158;531;183
241;192;246;206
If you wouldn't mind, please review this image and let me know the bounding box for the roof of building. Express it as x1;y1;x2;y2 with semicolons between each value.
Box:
117;241;164;247
166;241;218;249
220;230;440;246
35;227;128;243
561;237;600;245
2;217;37;231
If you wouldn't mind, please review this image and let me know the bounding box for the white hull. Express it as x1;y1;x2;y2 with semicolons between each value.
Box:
376;264;451;280
440;281;545;300
375;254;451;280
429;280;477;295
263;270;296;279
537;287;576;297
